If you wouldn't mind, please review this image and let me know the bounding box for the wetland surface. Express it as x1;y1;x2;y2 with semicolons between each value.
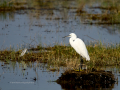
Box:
0;0;120;90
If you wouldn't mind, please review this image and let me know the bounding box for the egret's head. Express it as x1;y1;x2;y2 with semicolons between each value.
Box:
63;33;77;38
69;33;77;38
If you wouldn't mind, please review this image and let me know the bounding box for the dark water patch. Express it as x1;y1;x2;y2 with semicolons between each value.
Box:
31;77;37;82
22;68;26;70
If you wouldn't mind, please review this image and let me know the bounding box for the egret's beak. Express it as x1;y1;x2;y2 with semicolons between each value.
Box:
62;35;70;38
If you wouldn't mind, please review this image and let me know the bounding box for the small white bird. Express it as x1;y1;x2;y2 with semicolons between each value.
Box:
63;33;90;70
19;48;27;57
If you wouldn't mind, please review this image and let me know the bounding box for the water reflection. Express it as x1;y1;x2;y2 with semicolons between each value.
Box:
0;60;120;90
0;60;62;90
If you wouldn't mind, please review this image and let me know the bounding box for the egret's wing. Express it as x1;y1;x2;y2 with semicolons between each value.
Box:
72;38;90;60
19;49;27;57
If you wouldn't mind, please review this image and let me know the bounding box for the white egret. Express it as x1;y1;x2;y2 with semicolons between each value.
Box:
63;33;90;70
19;48;27;57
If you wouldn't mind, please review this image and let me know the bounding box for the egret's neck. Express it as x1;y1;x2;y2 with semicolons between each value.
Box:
69;37;77;48
70;36;77;40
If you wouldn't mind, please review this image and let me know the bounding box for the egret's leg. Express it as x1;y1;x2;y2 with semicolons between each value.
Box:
79;56;83;71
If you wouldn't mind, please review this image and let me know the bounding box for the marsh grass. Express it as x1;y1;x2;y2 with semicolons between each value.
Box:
0;42;120;70
0;0;28;11
81;13;120;24
0;1;14;11
77;0;120;24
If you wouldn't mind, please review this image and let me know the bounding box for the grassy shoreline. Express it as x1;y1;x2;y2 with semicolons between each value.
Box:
0;43;120;70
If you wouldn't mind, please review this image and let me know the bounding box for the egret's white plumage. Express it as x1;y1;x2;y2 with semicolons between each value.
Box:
19;48;27;57
67;33;90;61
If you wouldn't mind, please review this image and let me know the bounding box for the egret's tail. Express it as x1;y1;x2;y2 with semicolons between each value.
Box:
86;55;90;61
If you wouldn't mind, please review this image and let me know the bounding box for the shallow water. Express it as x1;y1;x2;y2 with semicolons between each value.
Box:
0;0;120;50
0;12;119;49
0;61;62;90
0;61;120;90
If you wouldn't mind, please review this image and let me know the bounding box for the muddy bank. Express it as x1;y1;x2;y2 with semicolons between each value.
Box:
56;68;115;89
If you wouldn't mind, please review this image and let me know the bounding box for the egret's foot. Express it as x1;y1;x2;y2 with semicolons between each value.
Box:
79;64;83;72
79;69;83;71
79;67;84;72
79;64;88;71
